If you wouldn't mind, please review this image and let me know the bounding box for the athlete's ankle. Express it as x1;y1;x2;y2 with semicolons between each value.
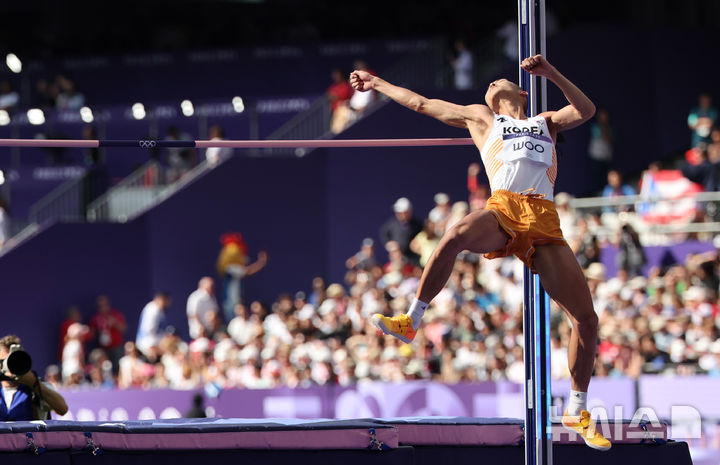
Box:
406;298;428;330
566;390;587;416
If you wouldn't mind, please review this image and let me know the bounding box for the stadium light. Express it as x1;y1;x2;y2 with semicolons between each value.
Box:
232;96;245;113
0;110;9;126
5;53;21;74
180;99;194;117
27;108;45;125
132;103;146;120
0;170;4;186
80;106;94;123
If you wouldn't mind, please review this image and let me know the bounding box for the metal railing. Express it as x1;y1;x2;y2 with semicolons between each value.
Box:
86;161;164;223
265;40;448;155
28;172;88;225
86;157;217;223
567;191;720;244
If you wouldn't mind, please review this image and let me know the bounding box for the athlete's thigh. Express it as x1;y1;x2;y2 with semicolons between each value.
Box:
533;244;595;320
448;209;510;254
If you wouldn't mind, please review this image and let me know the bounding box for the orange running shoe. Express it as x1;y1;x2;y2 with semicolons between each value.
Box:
371;313;417;343
561;409;612;451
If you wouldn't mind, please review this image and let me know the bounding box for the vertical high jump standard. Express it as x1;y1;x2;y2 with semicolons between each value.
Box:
518;1;553;465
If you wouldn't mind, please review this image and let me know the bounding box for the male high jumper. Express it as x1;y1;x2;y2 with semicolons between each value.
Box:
351;54;610;450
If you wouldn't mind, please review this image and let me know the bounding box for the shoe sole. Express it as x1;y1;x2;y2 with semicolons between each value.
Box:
371;315;413;343
561;422;611;451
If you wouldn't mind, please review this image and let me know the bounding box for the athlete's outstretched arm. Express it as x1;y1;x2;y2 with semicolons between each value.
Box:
350;71;490;128
521;55;596;131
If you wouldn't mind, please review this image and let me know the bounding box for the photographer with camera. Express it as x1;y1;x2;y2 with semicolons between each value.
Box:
0;335;68;420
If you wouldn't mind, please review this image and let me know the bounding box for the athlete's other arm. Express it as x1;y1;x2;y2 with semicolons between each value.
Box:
521;55;596;132
350;71;490;129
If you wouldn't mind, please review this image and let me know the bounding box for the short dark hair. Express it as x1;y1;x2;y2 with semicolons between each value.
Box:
155;291;171;299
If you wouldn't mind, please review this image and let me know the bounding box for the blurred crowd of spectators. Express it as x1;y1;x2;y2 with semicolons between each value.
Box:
0;75;85;114
47;162;720;391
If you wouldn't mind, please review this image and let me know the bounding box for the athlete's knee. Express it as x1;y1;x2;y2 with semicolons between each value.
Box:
442;223;472;252
571;310;598;333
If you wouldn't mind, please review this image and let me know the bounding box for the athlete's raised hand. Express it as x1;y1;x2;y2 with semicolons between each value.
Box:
521;55;556;78
350;70;375;92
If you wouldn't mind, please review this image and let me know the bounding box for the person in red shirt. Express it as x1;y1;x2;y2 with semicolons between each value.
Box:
89;295;127;375
326;68;353;134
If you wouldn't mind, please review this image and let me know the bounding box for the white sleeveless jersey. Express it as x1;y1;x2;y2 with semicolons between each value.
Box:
479;114;558;200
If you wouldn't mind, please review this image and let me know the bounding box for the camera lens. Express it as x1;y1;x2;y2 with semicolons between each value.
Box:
7;350;32;376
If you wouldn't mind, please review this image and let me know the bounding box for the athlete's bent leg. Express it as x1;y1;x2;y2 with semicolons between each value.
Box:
372;209;509;342
533;244;610;451
533;243;598;392
417;210;509;303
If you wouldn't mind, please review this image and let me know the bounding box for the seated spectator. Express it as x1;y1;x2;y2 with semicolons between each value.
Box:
467;163;491;211
0;81;19;111
205;125;232;165
308;276;326;308
587;108;614;191
708;127;720;163
34;78;57;110
681;143;720;222
410;211;442;267
164;126;195;182
379;197;423;264
327;68;353;134
348;60;376;118
187;277;220;340
227;304;262;346
58;306;82;362
61;323;90;385
135;292;172;360
429;192;451;233
446;201;469;232
572;218;601;269
602;170;635;212
383;241;414;278
687;92;717;148
554;192;577;244
55;75;85;110
681;143;720;191
88;295;127;374
616;223;646;278
450;39;473;90
345;238;377;271
118;341;145;389
638;334;671;374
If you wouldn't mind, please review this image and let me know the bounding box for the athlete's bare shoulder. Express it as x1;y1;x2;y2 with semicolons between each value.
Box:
465;104;495;124
464;105;496;148
463;104;495;136
538;111;559;142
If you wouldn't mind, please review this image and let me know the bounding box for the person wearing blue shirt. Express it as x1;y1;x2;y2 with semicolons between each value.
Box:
0;335;68;421
602;170;635;213
688;93;718;148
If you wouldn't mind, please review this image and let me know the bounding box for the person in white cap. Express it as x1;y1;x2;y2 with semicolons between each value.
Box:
429;192;451;233
379;197;423;263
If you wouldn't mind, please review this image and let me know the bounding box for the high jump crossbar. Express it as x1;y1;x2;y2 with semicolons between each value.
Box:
519;1;553;465
0;138;475;149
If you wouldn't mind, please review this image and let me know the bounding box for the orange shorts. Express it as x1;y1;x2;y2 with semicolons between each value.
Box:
483;189;567;271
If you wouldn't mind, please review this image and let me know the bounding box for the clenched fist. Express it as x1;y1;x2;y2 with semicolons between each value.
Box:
521;55;556;78
350;70;375;92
